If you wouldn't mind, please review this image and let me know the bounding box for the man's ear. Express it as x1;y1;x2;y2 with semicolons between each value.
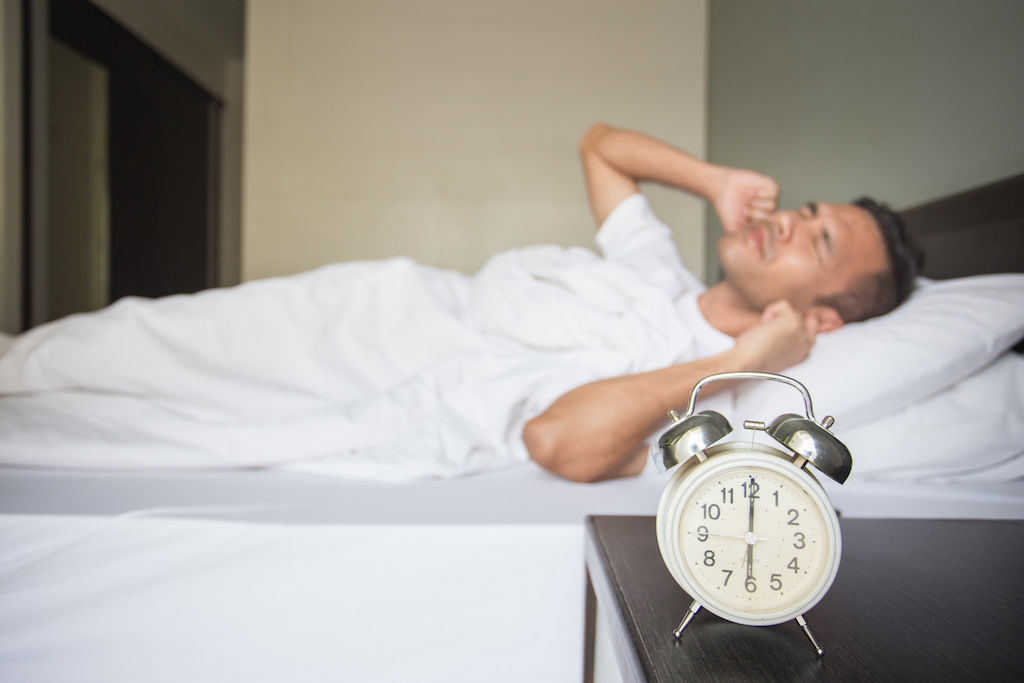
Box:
807;305;844;333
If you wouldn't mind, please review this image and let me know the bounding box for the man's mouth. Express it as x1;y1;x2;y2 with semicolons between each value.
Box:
746;221;774;261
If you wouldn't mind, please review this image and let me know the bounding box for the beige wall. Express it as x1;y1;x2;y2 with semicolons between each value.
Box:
706;0;1024;272
243;0;709;281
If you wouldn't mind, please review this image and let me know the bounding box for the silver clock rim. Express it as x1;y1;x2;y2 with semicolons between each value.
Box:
656;442;842;627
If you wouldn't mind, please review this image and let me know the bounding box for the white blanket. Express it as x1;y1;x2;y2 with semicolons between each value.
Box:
0;197;724;479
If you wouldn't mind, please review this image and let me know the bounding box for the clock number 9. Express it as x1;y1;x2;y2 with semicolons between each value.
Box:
696;525;709;542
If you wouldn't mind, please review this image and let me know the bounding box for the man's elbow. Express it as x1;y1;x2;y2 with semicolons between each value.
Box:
579;122;614;156
524;413;589;483
522;415;564;475
522;414;605;484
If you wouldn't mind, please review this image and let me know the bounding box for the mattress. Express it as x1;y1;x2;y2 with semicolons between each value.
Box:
3;460;1023;683
2;462;1022;524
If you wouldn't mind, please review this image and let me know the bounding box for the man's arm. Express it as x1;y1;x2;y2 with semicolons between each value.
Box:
528;124;794;483
523;300;819;482
579;123;779;231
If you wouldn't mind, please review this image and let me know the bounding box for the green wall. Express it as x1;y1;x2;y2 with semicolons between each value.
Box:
706;0;1024;278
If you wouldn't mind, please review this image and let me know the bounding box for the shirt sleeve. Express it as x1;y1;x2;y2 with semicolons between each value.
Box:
594;193;702;295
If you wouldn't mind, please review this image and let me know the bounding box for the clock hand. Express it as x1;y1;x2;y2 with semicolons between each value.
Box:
689;530;767;542
748;480;755;534
747;478;756;579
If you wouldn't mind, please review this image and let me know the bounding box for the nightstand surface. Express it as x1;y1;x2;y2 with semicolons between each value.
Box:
583;515;1024;682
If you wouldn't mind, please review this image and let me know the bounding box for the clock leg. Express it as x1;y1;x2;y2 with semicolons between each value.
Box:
795;614;824;657
672;600;702;638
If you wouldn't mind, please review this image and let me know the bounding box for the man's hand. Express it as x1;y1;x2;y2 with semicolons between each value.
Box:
732;300;819;373
713;168;779;234
579;124;779;229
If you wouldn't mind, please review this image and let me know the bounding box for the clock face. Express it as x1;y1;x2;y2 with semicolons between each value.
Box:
657;444;841;626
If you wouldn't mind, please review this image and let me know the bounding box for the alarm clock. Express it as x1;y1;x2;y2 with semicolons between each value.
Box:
653;371;852;656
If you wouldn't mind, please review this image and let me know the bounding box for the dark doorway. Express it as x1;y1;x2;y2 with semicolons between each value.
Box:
23;0;221;328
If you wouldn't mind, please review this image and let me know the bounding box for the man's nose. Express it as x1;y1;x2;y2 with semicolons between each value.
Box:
774;212;795;242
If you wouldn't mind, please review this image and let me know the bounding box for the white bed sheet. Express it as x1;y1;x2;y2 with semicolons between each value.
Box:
2;465;1021;683
0;514;583;683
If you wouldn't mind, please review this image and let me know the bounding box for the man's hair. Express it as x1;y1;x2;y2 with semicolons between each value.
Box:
815;197;923;323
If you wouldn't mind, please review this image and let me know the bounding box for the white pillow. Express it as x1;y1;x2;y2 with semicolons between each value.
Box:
836;352;1024;481
733;274;1024;429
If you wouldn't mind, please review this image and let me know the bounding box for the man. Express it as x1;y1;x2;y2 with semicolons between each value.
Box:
0;123;917;483
524;123;919;483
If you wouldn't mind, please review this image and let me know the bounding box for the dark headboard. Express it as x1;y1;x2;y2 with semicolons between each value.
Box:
898;172;1024;279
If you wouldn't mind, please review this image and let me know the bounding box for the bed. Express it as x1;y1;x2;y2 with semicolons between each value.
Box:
1;174;1023;682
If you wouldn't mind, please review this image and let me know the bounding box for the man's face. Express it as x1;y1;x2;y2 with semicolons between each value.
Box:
717;202;888;315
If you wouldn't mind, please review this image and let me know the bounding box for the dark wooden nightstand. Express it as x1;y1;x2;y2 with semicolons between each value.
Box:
583;515;1024;682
